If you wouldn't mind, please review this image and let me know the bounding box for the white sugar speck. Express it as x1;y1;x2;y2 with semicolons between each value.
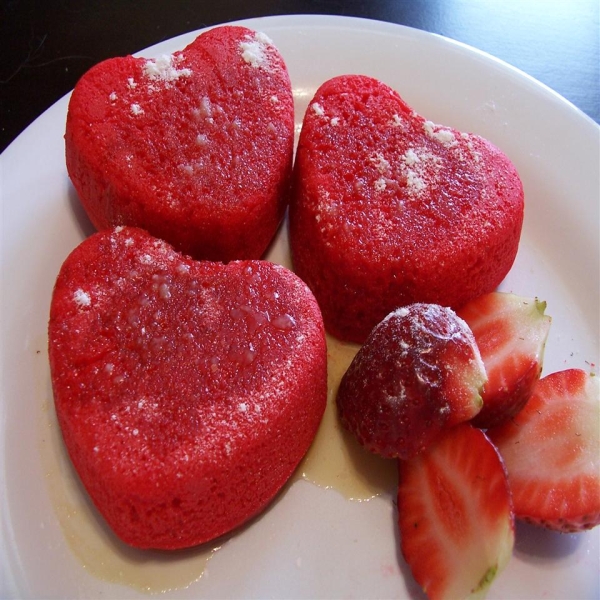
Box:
423;120;456;146
330;116;340;126
388;307;410;320
109;91;117;102
370;152;390;174
240;32;271;68
238;403;248;412
196;96;213;120
311;102;325;117
130;103;144;116
144;54;192;82
406;171;425;192
127;77;137;89
255;31;273;45
73;289;91;307
374;177;387;192
390;114;402;127
403;149;420;166
423;120;436;137
435;129;456;144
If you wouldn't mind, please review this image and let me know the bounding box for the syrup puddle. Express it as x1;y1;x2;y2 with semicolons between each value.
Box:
40;386;220;594
39;334;396;594
296;335;397;499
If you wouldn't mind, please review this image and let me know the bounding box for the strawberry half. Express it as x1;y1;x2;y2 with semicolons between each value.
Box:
336;304;486;460
488;369;600;533
398;424;515;600
457;292;551;428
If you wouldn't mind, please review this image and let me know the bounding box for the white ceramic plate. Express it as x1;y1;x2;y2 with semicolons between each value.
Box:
1;14;598;599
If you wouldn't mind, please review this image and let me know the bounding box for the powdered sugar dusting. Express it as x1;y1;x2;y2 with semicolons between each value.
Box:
144;54;192;82
311;103;325;117
461;133;483;163
130;103;144;116
374;177;387;192
310;102;342;127
400;149;444;199
385;307;410;322
435;129;456;145
240;31;273;69
403;149;420;166
390;114;403;127
405;170;425;192
59;229;321;475
423;120;457;147
255;31;273;45
377;306;485;396
370;152;391;174
73;289;91;307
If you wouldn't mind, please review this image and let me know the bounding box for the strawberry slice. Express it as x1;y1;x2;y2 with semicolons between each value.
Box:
457;292;551;428
487;369;600;533
337;304;486;460
398;424;514;600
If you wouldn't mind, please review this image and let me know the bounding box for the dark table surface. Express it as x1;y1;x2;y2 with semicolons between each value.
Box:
2;0;599;154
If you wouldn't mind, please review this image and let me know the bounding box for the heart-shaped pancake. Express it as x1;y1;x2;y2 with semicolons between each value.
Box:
290;75;524;343
48;227;327;550
65;26;294;262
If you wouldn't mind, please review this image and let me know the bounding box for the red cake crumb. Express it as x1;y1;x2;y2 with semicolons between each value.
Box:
65;26;294;262
290;75;524;343
48;227;327;550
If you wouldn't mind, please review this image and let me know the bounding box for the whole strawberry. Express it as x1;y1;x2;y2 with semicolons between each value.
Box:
336;303;486;459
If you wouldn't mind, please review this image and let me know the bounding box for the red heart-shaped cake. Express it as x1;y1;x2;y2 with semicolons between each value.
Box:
290;75;524;343
48;227;327;549
65;26;294;262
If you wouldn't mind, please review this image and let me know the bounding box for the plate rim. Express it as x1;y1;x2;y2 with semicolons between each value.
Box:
1;13;599;600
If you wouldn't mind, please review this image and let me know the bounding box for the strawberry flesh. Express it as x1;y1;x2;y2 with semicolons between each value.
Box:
336;303;486;459
487;369;600;533
457;292;551;429
398;423;515;600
